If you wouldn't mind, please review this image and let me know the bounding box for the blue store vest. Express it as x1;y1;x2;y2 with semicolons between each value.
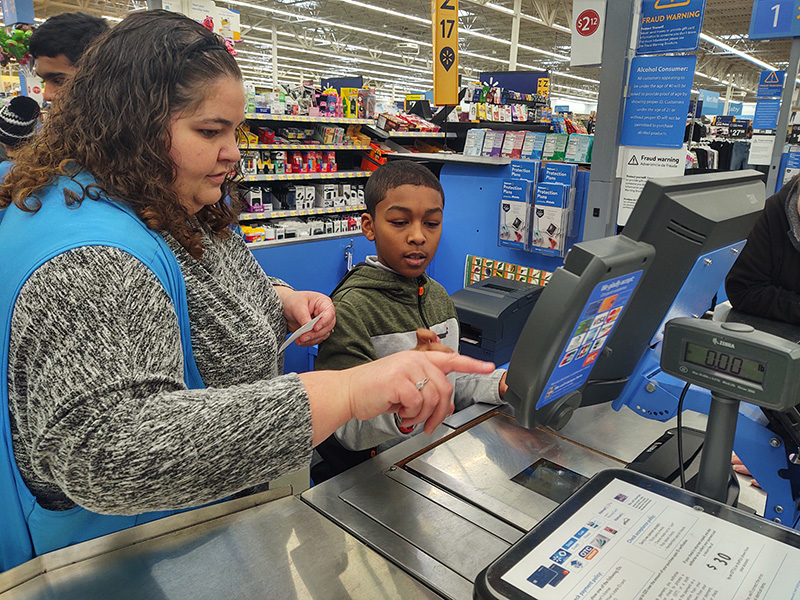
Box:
0;172;205;572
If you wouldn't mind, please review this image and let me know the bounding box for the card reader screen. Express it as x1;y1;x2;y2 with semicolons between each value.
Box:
683;341;766;385
511;458;589;504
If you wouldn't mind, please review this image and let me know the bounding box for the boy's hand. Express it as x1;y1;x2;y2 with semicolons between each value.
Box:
413;328;453;354
274;287;336;346
499;371;508;399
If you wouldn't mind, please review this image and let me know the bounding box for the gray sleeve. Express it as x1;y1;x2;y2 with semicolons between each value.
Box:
334;371;506;451
9;247;313;515
452;369;506;411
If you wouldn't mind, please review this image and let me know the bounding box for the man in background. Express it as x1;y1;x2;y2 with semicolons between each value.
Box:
29;12;108;102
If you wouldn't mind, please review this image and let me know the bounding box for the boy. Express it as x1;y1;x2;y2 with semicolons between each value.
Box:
313;160;507;482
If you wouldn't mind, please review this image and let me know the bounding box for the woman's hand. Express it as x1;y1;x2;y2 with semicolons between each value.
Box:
301;350;496;445
274;287;335;346
346;350;494;434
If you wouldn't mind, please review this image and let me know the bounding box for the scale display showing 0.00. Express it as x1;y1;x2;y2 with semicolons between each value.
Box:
683;341;767;385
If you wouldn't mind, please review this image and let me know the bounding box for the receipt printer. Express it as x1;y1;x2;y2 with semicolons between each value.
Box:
451;277;543;365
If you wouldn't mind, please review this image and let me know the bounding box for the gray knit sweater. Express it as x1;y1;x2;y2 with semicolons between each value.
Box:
7;230;313;514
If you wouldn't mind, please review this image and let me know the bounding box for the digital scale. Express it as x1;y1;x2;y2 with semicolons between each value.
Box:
661;318;800;502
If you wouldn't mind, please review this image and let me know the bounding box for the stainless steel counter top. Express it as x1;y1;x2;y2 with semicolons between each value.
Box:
0;489;440;600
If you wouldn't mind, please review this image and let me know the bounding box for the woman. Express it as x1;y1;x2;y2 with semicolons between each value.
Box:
0;10;492;571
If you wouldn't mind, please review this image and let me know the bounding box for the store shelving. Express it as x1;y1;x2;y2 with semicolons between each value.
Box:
381;130;451;138
241;170;373;182
246;230;363;249
240;204;366;222
239;143;371;151
245;113;374;125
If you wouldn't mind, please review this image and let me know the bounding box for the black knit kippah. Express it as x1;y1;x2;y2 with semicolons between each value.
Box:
0;96;40;148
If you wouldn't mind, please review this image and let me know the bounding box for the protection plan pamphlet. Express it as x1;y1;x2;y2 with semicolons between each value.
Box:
501;478;800;599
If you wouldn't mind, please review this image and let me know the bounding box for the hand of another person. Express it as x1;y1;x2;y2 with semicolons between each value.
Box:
498;371;508;399
274;287;336;346
346;350;495;434
413;328;453;353
731;452;760;488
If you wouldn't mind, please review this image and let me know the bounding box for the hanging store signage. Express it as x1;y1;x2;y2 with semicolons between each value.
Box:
617;146;686;226
698;89;721;116
750;0;800;40
432;0;459;105
727;101;743;116
571;0;607;67
621;55;697;148
0;0;34;25
753;98;781;130
757;70;786;97
636;0;706;55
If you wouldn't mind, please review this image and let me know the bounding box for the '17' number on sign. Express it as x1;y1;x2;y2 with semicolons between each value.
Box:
576;9;600;37
439;0;455;38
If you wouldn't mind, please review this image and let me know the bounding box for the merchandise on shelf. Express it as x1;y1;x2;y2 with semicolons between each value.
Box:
542;133;568;161
463;129;486;156
245;84;376;119
376;112;440;133
453;82;548;123
531;182;571;256
481;129;505;157
362;142;389;171
498;178;534;251
500;131;526;158
239;182;365;214
240;212;362;245
564;134;594;164
551;115;589;135
521;131;547;160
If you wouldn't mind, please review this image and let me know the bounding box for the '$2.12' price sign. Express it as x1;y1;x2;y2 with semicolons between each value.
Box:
576;9;600;36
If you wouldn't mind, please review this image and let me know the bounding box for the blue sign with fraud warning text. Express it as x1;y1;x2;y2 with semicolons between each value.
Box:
637;0;706;55
758;70;786;97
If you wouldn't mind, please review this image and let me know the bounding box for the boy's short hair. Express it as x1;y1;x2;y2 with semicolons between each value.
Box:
29;12;109;65
364;160;444;215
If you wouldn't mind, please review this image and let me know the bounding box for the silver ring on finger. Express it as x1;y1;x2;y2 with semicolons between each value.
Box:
415;377;429;391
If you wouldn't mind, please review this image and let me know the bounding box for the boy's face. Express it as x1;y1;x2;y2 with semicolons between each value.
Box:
362;184;443;278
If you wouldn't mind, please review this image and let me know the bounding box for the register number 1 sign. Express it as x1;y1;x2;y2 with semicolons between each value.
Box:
749;0;800;39
432;0;459;106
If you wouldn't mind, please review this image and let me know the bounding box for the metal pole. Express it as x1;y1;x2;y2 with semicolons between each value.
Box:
696;395;740;503
146;0;163;9
767;37;800;194
723;81;733;116
584;0;638;240
509;0;522;71
272;26;279;90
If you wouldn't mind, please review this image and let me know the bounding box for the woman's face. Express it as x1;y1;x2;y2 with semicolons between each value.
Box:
168;76;245;215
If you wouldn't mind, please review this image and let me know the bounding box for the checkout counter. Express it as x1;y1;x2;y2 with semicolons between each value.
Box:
2;171;799;600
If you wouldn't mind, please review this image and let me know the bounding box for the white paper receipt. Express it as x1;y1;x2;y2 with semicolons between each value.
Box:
502;478;800;600
278;314;322;353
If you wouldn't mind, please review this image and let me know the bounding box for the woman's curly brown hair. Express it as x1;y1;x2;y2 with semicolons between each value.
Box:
0;10;242;259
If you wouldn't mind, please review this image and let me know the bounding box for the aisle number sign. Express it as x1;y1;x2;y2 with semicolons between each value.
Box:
432;0;459;106
750;0;800;39
537;78;550;96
